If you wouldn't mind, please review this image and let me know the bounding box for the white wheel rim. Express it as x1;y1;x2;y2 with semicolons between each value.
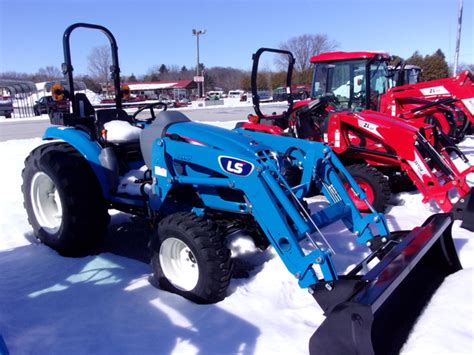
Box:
30;171;63;233
159;237;199;291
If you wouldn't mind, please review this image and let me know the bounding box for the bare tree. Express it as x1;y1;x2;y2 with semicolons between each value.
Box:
37;66;62;81
278;34;338;76
88;45;111;94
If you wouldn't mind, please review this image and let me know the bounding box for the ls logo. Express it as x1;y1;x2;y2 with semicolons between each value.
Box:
218;156;254;176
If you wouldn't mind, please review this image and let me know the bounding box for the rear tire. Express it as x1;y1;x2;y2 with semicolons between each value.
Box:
345;164;391;212
151;212;233;304
22;142;109;256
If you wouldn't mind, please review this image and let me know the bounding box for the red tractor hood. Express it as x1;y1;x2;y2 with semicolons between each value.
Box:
356;110;419;133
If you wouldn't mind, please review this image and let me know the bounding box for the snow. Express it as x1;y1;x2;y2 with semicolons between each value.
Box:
103;120;142;143
0;125;473;355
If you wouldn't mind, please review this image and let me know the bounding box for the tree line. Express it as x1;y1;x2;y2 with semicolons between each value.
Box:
1;34;471;95
390;49;472;81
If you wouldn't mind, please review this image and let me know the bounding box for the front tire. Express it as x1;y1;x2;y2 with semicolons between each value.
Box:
344;164;391;212
151;212;233;304
22;142;109;256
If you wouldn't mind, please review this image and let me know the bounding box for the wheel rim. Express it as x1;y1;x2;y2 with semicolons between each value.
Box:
344;179;375;212
159;237;199;291
30;172;63;233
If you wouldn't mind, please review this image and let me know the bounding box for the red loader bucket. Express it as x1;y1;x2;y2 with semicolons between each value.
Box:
309;213;461;355
453;187;474;232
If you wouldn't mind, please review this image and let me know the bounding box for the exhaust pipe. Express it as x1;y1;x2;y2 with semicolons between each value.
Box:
309;214;461;355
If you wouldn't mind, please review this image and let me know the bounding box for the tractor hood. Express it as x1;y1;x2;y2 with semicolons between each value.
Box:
356;110;420;133
166;121;274;158
328;109;422;161
140;111;275;169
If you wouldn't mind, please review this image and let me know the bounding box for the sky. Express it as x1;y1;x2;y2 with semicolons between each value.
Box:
0;0;473;77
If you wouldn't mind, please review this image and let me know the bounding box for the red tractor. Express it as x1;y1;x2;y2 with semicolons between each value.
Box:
310;51;472;141
392;64;473;134
240;48;474;231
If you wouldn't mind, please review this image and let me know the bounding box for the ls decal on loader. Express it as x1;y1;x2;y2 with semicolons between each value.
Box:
218;156;254;176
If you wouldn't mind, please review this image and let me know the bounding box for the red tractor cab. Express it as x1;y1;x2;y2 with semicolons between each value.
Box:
388;64;421;86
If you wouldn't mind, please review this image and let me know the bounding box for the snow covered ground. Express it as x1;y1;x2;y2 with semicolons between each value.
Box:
0;124;473;355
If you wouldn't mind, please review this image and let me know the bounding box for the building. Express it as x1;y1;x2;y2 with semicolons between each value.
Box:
123;80;198;101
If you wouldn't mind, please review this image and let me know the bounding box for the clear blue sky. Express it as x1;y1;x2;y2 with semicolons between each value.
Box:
0;0;473;77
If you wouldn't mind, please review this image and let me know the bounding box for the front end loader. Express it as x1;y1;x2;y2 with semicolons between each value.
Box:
242;48;474;231
386;68;474;136
21;23;464;355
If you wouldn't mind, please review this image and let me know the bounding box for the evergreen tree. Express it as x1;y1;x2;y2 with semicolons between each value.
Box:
159;64;168;75
388;55;403;66
422;49;449;81
406;50;424;68
128;73;137;82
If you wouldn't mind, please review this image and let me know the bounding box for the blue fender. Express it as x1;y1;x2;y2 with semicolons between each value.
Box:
43;127;111;199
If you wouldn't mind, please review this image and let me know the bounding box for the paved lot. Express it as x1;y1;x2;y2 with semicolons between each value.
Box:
0;104;287;142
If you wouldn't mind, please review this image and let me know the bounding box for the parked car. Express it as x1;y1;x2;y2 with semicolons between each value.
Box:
228;89;245;99
257;90;272;102
34;96;70;116
0;96;13;118
273;85;310;102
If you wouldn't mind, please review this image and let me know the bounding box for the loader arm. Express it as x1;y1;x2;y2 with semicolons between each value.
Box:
331;112;474;217
146;121;390;288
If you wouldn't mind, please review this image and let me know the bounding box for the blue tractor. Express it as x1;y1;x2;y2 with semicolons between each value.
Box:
21;24;461;355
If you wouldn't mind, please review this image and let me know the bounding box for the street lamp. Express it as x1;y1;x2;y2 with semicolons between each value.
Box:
192;29;206;97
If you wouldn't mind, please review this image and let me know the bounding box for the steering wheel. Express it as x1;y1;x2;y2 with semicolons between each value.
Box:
132;102;168;122
293;94;339;116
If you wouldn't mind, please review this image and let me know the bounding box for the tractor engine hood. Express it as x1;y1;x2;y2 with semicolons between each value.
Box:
140;111;273;169
328;110;422;161
355;110;419;133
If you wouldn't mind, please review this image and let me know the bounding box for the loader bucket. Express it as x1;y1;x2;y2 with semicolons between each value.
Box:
309;213;461;355
452;187;474;232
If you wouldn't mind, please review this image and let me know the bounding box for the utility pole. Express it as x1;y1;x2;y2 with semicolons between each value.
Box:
192;29;206;97
453;0;463;76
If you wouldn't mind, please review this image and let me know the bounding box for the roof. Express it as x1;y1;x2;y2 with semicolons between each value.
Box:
124;80;195;91
0;79;37;95
310;51;390;63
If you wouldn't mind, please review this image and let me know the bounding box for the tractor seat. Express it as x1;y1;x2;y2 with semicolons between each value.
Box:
103;120;142;143
140;111;191;168
96;108;139;142
319;114;331;135
96;108;143;161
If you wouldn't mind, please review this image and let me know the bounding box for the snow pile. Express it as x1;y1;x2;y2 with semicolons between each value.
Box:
0;126;473;354
85;89;102;105
117;166;149;196
104;120;142;143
